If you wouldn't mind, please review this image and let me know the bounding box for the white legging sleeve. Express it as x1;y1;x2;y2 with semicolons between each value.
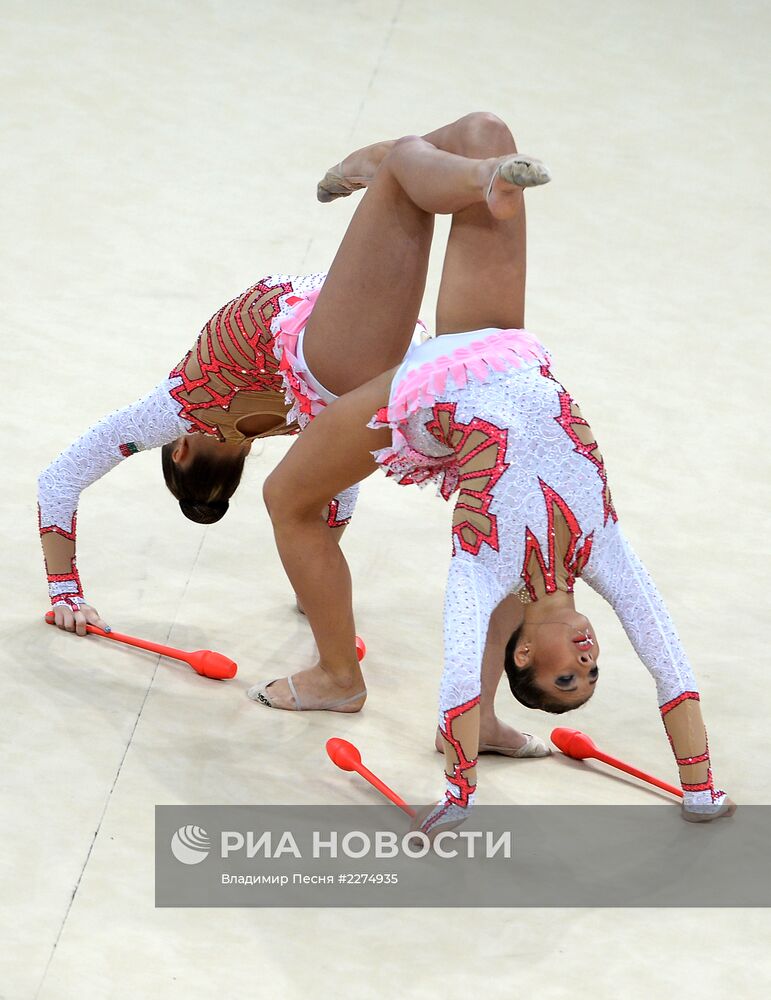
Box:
419;555;509;834
38;378;189;607
582;524;697;704
582;523;725;811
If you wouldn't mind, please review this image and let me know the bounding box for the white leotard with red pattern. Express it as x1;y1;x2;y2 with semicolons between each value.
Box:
370;328;726;826
37;273;359;609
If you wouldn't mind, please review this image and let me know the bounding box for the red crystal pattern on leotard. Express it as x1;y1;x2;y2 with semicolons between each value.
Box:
660;691;723;801
676;750;710;766
554;390;617;525
425;403;509;555
38;506;77;542
46;572;84;609
678;744;721;797
422;696;480;834
660;691;700;715
539;367;617;524
39;507;84;609
168;279;293;436
521;480;594;599
326;497;352;528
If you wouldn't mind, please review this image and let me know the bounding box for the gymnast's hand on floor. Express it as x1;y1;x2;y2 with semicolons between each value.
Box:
51;602;111;637
407;800;472;847
681;796;737;824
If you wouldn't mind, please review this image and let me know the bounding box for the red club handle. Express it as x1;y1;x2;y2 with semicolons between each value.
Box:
593;749;684;798
45;611;189;663
355;762;416;818
92;627;188;662
42;611;237;679
551;727;683;799
326;737;415;817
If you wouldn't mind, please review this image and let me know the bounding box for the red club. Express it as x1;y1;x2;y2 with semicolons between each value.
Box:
326;737;415;817
551;727;683;798
44;611;237;680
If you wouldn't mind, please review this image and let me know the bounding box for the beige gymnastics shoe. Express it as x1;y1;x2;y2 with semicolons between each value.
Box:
316;162;370;203
485;153;551;220
494;153;551;190
248;674;366;713
434;726;551;758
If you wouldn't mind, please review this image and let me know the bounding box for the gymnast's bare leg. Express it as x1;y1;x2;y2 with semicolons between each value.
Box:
259;115;548;712
318;116;547;753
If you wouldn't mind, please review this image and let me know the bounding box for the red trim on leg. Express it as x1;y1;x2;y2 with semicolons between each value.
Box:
424;696;480;834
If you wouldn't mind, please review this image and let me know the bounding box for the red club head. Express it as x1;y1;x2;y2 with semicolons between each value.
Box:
188;650;238;680
355;636;366;662
326;737;362;771
551;727;598;760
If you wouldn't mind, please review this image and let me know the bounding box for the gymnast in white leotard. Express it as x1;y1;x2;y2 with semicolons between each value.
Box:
258;120;734;827
368;329;731;828
37;272;372;630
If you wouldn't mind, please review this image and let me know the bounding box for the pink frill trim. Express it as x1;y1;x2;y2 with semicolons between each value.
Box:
377;328;548;424
369;328;550;493
371;440;458;492
272;288;325;428
273;289;429;430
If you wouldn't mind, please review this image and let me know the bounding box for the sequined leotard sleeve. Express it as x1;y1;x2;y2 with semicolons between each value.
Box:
436;514;726;823
37;379;191;609
37;380;361;610
581;523;726;813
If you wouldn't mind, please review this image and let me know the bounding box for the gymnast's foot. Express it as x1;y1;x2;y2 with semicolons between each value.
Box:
248;663;367;712
317;140;396;202
484;153;551;220
434;717;551;758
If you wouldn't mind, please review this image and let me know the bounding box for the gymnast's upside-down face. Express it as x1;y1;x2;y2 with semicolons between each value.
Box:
506;614;600;713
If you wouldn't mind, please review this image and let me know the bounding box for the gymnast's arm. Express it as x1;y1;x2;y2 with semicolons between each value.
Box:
37;378;190;634
415;554;510;836
581;522;732;817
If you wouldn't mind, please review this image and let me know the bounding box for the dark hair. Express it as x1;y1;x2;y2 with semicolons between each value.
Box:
161;441;247;524
503;626;590;715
